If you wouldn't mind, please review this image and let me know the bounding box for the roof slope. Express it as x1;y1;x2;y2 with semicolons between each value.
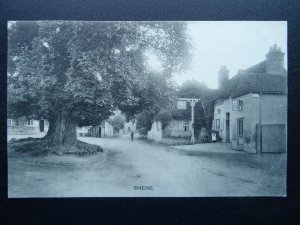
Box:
220;60;287;99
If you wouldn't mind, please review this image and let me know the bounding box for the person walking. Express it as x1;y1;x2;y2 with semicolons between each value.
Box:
131;131;134;142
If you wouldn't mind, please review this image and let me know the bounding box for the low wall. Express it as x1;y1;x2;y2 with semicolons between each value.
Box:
161;137;191;145
8;126;40;135
163;130;191;138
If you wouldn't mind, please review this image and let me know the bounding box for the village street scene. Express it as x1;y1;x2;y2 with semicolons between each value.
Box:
7;21;287;197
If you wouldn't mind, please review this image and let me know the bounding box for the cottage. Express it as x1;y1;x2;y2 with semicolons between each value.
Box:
124;120;136;134
87;121;114;138
146;106;209;145
212;44;287;153
147;119;192;145
7;117;49;135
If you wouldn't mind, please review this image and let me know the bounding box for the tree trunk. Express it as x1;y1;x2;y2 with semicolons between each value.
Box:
43;116;56;139
50;111;77;146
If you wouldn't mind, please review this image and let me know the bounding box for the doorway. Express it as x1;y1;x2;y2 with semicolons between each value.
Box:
226;113;230;143
98;127;102;138
39;120;44;132
237;118;244;149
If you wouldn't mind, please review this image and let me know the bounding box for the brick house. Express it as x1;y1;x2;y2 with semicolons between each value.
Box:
212;44;287;153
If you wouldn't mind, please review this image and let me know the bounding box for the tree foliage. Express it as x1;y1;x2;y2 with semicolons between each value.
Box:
135;72;178;135
8;21;192;146
108;111;125;132
136;110;154;136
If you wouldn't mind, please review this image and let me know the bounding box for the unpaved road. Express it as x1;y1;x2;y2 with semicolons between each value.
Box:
8;136;286;197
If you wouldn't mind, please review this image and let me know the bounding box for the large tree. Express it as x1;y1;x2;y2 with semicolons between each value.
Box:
8;21;191;149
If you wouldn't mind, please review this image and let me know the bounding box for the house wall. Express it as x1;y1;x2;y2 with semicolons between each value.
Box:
261;95;287;124
88;122;114;138
147;121;163;143
212;93;287;153
103;121;114;137
7;118;49;135
164;120;191;138
213;94;260;153
124;121;136;134
147;120;192;145
77;127;90;136
231;94;260;153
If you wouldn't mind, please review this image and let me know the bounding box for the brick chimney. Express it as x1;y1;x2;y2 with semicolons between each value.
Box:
266;44;285;75
218;65;229;89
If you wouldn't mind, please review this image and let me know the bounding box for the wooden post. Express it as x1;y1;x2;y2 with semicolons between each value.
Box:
177;98;202;145
191;100;195;144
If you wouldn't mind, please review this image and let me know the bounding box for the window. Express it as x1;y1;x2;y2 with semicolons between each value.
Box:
232;100;237;111
237;119;244;136
237;99;244;111
183;121;189;131
7;119;13;126
215;119;220;130
25;119;33;126
217;109;221;114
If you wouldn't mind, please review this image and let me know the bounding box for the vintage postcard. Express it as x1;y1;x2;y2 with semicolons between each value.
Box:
7;21;287;197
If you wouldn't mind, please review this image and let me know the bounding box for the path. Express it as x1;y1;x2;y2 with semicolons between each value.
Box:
8;135;286;197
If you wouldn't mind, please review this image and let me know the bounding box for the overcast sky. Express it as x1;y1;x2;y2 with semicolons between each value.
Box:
9;21;287;89
164;21;287;89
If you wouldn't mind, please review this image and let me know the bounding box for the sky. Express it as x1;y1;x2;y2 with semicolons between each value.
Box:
9;21;287;89
148;21;287;89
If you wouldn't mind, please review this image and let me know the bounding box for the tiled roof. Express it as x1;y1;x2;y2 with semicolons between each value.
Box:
219;61;287;99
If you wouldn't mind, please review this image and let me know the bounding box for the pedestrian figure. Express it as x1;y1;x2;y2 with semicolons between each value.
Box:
212;132;217;143
131;132;134;142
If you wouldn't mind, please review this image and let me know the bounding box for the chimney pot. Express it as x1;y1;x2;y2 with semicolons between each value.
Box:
218;65;229;89
266;44;285;75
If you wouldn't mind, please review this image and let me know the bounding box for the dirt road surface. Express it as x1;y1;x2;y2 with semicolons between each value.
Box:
8;135;286;197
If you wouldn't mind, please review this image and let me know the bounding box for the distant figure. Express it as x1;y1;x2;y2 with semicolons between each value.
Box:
212;132;217;143
131;132;134;142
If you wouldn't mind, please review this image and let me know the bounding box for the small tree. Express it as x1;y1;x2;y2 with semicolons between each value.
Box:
136;110;155;137
108;112;125;133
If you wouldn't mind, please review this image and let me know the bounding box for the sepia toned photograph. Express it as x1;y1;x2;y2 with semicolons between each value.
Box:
7;21;287;197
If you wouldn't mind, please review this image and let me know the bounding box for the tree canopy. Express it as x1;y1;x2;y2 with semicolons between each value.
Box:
8;21;192;146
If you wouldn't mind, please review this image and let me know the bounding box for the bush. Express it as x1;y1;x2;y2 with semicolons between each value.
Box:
136;110;154;136
154;109;172;129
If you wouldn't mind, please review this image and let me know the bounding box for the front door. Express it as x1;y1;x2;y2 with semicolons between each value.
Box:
39;120;44;132
237;118;244;149
99;127;102;138
226;113;230;143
